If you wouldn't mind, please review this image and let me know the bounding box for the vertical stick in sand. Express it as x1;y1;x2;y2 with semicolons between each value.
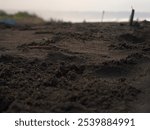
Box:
129;8;135;26
101;11;105;22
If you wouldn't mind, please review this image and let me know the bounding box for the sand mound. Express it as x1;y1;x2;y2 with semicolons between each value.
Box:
94;65;129;77
119;33;144;44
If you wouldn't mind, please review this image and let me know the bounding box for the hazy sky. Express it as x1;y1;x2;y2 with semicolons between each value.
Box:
0;0;149;12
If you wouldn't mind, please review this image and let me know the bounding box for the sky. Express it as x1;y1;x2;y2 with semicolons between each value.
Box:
0;0;150;12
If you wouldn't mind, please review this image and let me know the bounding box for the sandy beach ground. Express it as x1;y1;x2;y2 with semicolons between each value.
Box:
0;21;150;112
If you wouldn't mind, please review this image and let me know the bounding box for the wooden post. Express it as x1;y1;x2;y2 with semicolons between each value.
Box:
129;9;135;26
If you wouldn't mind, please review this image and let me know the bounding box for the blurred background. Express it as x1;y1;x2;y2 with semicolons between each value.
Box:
0;0;150;22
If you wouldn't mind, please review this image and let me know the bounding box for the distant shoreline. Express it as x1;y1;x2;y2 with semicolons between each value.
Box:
1;9;150;22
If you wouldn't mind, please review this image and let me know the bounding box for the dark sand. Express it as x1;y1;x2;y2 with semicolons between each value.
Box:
0;21;150;112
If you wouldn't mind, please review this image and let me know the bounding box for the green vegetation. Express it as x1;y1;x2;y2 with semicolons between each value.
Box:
0;10;7;17
0;10;44;24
